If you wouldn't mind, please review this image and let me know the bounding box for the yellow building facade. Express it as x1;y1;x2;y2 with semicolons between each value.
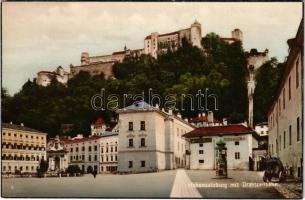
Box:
2;123;47;174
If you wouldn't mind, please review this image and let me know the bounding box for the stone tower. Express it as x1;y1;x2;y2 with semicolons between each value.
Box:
232;29;243;42
190;20;203;49
81;52;90;65
246;49;269;128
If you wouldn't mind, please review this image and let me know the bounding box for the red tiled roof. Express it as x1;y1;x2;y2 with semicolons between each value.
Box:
183;124;254;138
94;118;105;126
190;115;221;123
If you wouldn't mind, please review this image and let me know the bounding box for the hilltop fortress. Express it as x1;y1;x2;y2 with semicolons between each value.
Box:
37;20;243;86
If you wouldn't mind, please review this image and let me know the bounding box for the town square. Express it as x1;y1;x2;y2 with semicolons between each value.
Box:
1;2;303;199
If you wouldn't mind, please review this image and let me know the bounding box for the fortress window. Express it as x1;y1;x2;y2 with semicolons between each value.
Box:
199;150;204;154
235;141;239;146
199;143;203;147
199;160;204;164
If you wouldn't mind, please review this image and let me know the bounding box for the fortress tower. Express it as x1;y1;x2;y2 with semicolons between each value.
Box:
81;52;90;65
190;20;203;49
232;28;243;42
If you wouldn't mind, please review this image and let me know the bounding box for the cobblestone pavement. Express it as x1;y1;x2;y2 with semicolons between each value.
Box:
186;170;284;198
2;169;296;198
276;181;303;198
2;170;176;198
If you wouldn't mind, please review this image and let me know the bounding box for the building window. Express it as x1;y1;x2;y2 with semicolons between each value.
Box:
106;156;108;162
95;155;97;161
101;147;104;153
89;146;92;152
141;160;145;167
115;146;117;152
199;150;204;154
129;122;133;131
140;138;145;147
128;161;133;168
111;146;113;152
289;125;292;145
94;145;97;151
115;155;117;161
199;160;204;164
82;146;85;151
70;156;73;161
70;148;73;152
289;76;291;100
199;143;203;147
111;156;113;161
140;121;145;130
296;59;299;88
235;141;239;145
76;147;78;152
235;152;240;160
89;155;91;161
297;117;300;141
82;155;85;160
129;139;133;147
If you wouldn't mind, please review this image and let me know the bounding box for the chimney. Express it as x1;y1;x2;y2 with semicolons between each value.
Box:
223;118;228;126
20;123;24;127
208;111;213;123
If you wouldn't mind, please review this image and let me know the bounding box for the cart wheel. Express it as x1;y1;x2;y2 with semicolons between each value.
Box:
279;171;286;182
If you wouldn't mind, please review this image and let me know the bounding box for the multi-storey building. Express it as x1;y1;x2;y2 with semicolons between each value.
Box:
99;131;119;172
65;132;118;173
1;123;47;175
116;101;194;172
183;124;259;170
267;19;303;179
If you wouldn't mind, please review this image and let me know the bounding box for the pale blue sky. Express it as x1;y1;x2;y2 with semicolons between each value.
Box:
2;2;303;95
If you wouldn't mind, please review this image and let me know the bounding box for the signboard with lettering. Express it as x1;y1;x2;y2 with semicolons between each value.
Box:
223;136;245;141
190;138;212;143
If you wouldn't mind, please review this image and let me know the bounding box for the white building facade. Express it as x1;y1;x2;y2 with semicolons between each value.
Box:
268;19;303;178
183;124;259;170
116;101;194;173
